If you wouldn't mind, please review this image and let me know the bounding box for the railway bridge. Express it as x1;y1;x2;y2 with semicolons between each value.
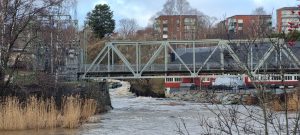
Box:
79;38;300;79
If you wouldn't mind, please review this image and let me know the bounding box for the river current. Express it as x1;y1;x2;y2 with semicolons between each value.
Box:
79;81;219;135
1;81;216;135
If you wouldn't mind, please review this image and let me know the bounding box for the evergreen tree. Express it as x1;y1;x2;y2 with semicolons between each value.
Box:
87;4;115;38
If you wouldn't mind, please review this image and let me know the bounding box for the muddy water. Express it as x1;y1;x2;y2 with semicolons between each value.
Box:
78;81;216;135
1;81;215;135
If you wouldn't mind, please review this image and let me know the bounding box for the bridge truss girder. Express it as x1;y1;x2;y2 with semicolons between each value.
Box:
81;38;300;79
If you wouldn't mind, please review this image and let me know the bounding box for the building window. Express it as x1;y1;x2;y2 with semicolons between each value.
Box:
238;23;243;27
163;34;168;39
184;18;190;23
184;26;196;31
238;19;243;23
184;25;190;30
163;20;168;24
184;18;196;25
163;31;168;34
163;27;168;31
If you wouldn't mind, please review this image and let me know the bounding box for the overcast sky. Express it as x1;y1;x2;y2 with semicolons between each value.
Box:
77;0;298;28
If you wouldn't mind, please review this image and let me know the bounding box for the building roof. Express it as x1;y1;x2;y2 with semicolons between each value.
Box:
227;15;271;18
277;7;299;11
156;15;197;19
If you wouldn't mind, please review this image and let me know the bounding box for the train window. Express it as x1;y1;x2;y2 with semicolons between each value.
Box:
283;76;291;80
276;76;281;80
166;78;173;82
175;78;181;82
272;76;279;80
297;76;300;80
205;77;209;81
284;76;292;80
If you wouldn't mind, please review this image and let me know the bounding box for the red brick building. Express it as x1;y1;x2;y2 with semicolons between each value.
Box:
277;7;300;33
225;15;272;38
154;15;197;40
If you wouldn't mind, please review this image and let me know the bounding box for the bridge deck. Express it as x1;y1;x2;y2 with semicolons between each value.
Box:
78;68;300;79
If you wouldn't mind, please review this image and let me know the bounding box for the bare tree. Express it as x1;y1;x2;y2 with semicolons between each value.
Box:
0;0;74;89
157;0;202;16
175;0;190;15
118;18;139;40
162;0;176;15
252;7;267;15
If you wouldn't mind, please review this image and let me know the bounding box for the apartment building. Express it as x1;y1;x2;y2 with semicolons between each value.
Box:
154;15;197;40
277;7;300;33
225;15;272;38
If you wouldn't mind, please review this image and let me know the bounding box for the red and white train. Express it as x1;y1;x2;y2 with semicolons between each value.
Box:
165;74;300;90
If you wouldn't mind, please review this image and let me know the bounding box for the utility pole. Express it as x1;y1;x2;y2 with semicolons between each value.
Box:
0;13;4;67
0;24;3;66
50;31;54;74
83;26;87;72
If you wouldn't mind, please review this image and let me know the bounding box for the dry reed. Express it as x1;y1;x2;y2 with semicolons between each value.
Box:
0;96;96;130
272;92;300;111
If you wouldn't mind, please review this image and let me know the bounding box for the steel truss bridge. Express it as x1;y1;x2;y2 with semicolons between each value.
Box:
79;38;300;79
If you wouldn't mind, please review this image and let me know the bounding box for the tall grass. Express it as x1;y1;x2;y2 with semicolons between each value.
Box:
272;92;300;111
0;96;96;130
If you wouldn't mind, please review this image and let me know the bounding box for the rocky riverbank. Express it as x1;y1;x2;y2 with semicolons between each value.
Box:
129;79;165;98
166;90;258;105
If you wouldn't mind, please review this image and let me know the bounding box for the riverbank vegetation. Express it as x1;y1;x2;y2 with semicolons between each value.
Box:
130;79;165;97
0;96;96;130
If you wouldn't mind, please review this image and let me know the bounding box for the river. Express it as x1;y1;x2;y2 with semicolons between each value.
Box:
2;81;296;135
78;81;221;135
1;81;218;135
